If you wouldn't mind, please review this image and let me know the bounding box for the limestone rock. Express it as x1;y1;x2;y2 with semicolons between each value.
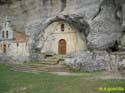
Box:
64;51;110;71
0;0;124;51
87;0;123;49
0;0;125;63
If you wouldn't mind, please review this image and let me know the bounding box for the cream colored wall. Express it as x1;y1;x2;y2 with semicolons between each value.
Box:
0;41;29;57
9;43;29;56
41;21;87;55
0;42;3;53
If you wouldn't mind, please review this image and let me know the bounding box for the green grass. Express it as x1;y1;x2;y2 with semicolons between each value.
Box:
0;64;125;93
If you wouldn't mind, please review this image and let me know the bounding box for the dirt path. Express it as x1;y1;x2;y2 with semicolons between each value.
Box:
50;71;125;79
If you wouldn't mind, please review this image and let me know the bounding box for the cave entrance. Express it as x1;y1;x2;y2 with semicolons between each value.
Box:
109;41;119;52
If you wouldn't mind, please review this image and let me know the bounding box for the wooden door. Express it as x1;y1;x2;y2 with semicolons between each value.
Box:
58;39;66;55
3;44;6;53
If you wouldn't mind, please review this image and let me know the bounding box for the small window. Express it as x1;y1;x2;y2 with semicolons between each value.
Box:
3;44;6;53
26;42;27;46
17;43;19;47
8;44;10;48
2;31;4;38
6;31;8;38
0;44;2;49
61;24;64;31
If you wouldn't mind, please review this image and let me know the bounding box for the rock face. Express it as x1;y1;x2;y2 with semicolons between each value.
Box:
87;0;123;49
64;51;125;71
0;0;125;66
64;51;110;71
0;0;124;51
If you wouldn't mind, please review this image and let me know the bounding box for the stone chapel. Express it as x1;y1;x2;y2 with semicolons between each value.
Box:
40;20;87;55
0;17;29;60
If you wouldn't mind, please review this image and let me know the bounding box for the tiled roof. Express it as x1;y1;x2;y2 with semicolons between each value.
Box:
13;31;28;43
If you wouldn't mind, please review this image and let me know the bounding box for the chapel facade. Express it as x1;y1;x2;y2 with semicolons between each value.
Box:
40;20;87;55
0;17;29;59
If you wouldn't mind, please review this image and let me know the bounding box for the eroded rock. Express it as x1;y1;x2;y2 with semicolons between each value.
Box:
64;51;110;71
87;0;123;49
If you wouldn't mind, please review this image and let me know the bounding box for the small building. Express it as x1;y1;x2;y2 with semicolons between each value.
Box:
40;20;87;55
0;17;29;60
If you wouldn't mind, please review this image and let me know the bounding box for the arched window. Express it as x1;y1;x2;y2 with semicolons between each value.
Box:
6;31;8;38
61;24;64;31
8;44;10;48
17;43;19;47
0;44;2;49
3;44;6;53
26;42;28;46
2;31;4;38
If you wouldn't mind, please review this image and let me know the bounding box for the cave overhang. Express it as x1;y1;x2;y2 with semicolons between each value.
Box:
36;15;90;53
38;15;90;39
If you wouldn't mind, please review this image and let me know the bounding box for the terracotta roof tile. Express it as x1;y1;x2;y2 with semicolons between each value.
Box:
13;31;28;43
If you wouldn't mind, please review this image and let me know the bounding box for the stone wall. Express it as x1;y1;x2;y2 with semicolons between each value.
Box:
0;54;11;63
0;53;29;63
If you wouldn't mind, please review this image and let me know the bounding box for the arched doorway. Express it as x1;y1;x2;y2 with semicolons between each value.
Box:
58;39;66;55
3;44;6;53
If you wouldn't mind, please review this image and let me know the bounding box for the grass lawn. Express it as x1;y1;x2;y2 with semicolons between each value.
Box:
0;64;125;93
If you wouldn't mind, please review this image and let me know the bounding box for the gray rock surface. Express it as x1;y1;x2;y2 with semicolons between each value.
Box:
64;51;110;71
64;51;125;72
0;54;11;63
87;0;123;49
0;0;125;64
0;0;124;50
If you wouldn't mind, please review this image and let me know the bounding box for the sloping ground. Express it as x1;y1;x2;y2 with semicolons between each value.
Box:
51;71;125;79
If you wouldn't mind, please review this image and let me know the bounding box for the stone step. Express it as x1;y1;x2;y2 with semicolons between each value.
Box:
30;61;59;65
31;66;70;72
40;59;60;64
29;64;67;68
35;57;65;65
11;63;70;73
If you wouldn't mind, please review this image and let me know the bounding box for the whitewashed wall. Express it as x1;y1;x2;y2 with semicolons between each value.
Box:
41;21;87;55
8;42;29;56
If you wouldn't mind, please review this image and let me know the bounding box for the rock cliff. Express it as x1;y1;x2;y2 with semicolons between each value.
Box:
0;0;125;71
0;0;125;50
